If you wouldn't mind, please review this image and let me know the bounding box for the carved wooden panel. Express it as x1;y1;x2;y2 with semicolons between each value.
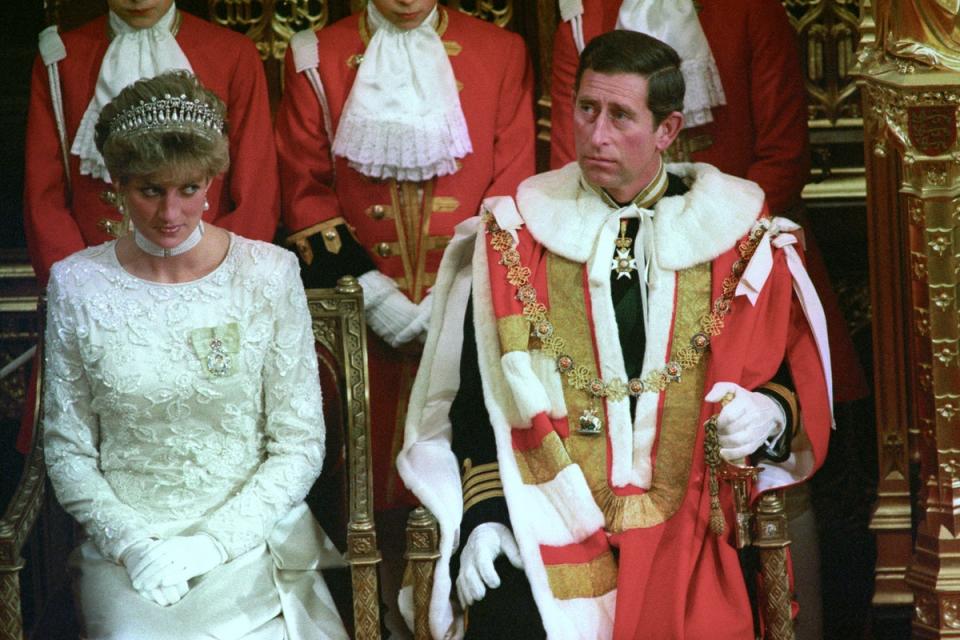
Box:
784;0;862;123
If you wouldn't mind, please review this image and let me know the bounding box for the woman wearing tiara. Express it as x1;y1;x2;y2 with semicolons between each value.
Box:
42;71;347;640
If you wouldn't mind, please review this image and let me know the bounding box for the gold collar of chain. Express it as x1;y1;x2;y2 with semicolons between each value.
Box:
483;210;769;404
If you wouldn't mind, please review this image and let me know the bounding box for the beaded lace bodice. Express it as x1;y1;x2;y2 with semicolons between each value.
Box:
43;235;325;563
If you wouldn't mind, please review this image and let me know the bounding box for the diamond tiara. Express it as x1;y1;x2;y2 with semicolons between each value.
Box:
110;93;225;141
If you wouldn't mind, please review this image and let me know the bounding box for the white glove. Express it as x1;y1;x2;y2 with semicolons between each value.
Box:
455;522;523;609
358;270;432;348
705;382;786;462
121;538;190;607
127;534;226;592
141;582;190;607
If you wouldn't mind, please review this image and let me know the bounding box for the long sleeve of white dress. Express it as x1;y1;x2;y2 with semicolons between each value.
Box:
43;238;326;564
43;267;153;563
197;254;326;558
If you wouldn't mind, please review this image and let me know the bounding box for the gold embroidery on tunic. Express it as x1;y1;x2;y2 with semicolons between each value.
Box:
544;551;618;600
596;262;712;533
514;432;572;485
546;253;610;489
496;315;531;353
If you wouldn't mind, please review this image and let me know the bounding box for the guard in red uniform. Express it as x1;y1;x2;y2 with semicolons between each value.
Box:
274;0;535;510
20;0;279;453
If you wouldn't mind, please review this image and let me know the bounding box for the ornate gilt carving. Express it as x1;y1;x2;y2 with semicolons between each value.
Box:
306;277;381;639
405;506;440;640
754;490;794;640
446;0;512;27
785;0;862;122
208;0;327;61
860;21;960;630
872;1;960;72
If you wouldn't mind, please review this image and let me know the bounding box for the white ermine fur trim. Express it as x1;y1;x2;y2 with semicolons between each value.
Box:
501;351;554;427
518;162;763;270
397;217;483;640
472;231;587;640
530;350;568;419
557;592;617;640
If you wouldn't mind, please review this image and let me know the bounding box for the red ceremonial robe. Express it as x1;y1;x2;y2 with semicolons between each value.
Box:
275;8;536;509
549;0;868;404
24;10;279;287
398;162;831;639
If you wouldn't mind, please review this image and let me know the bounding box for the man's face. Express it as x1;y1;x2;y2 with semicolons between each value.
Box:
107;0;175;29
370;0;438;30
574;70;682;203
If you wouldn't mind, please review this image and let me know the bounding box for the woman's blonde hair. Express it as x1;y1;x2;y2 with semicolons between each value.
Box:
95;70;230;183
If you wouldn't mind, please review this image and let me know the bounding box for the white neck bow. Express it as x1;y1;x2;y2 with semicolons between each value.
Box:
331;3;472;182
71;3;193;182
615;0;726;128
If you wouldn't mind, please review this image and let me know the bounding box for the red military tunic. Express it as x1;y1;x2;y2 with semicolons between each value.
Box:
24;10;279;286
275;7;536;509
549;0;868;403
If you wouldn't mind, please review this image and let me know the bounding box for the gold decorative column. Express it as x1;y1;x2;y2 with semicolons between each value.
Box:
859;6;960;632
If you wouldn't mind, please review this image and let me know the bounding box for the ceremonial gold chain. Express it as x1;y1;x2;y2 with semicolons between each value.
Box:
483;211;769;404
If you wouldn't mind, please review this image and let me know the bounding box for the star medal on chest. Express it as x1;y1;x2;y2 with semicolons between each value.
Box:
611;220;637;279
206;337;232;377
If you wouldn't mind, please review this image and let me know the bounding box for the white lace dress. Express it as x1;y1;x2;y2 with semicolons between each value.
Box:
43;235;348;640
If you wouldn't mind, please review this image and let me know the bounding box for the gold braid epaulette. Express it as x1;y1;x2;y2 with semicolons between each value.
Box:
482;210;771;402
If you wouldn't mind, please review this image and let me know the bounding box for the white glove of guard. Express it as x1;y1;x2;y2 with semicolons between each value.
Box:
121;538;190;607
126;534;226;594
358;270;432;348
704;382;786;462
456;522;523;609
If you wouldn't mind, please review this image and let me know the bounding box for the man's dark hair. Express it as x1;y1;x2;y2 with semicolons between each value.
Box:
574;30;685;125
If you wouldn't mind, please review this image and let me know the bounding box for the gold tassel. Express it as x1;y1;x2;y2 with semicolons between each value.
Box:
704;415;726;536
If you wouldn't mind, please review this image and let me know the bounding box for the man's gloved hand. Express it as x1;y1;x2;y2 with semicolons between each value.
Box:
455;522;523;609
705;382;786;462
126;534;227;593
359;270;432;348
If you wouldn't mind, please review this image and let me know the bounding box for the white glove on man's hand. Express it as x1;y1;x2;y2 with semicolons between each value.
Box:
126;534;226;593
705;382;786;462
456;522;523;609
359;270;431;348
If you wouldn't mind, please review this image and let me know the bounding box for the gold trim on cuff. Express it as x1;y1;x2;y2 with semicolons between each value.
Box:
544;551;618;600
759;381;799;436
497;314;531;354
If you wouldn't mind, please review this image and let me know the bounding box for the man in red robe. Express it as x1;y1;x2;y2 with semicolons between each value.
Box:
24;0;278;287
274;0;535;510
549;0;867;407
398;30;831;639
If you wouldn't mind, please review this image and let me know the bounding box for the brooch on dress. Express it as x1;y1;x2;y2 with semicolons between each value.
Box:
189;323;241;379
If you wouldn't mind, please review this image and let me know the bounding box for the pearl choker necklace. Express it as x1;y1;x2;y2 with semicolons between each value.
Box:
133;221;205;258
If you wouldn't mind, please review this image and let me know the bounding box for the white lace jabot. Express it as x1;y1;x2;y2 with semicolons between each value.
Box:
331;3;472;182
616;0;725;128
70;2;193;182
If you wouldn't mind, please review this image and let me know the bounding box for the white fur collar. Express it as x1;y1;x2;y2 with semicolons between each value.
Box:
517;162;764;271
